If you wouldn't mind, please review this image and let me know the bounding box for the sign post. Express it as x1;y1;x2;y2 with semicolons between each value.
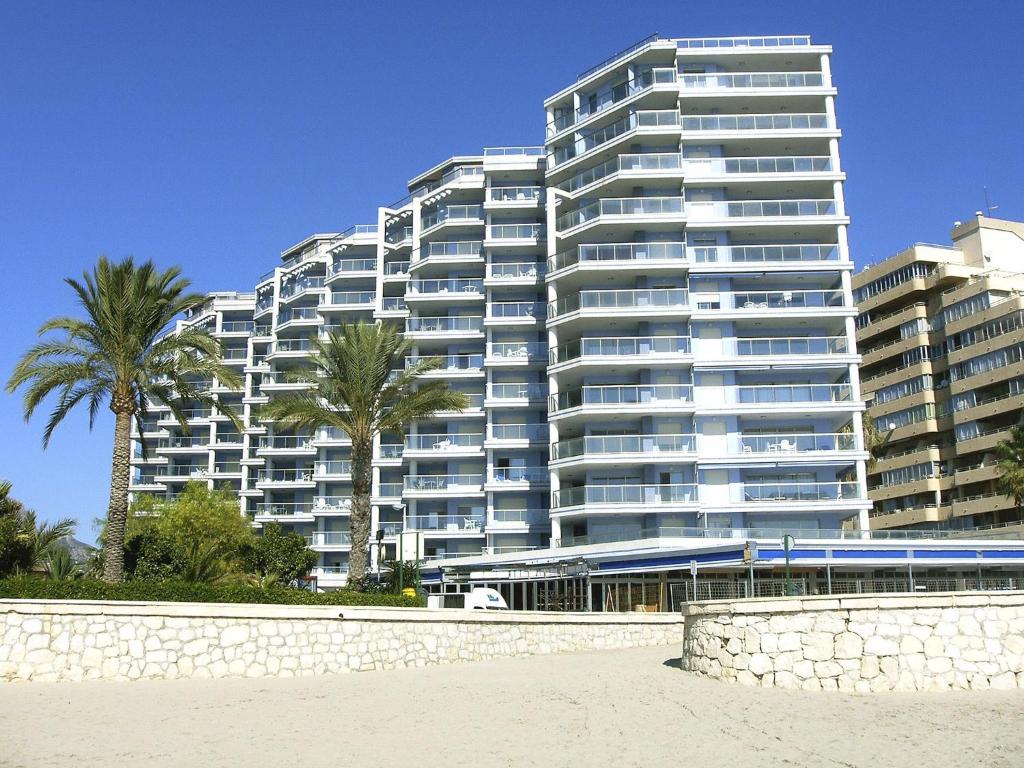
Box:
782;534;796;596
743;541;758;598
689;559;698;601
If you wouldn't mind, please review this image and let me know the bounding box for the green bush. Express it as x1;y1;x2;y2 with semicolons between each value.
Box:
0;576;423;607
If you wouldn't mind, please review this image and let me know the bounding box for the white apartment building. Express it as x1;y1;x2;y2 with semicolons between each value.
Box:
130;35;872;588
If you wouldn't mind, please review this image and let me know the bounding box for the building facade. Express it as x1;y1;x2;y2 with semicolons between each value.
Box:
855;215;1024;534
130;34;873;588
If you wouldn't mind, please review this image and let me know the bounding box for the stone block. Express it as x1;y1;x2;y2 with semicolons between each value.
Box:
863;636;898;657
833;632;862;660
801;632;834;661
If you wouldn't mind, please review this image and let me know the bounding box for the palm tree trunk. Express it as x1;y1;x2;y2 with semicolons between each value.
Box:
348;440;372;585
101;410;132;583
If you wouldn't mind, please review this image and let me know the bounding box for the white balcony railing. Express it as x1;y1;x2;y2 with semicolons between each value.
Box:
681;113;830;132
551;384;692;411
551;434;697;460
740;481;860;503
556;196;684;231
553;483;698;508
679;71;824;90
405;433;483;451
686;199;837;219
549;242;686;272
405;316;483;333
550;335;690;364
549;288;688;318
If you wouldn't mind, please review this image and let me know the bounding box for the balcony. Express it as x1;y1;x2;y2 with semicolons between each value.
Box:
487;423;549;444
157;408;211;423
255;468;316;487
403;474;485;497
276;306;320;328
322;291;376;310
691;244;840;266
211;462;241;476
385;226;413;246
486;382;548;405
383;261;410;279
306;532;352;549
486;301;544;325
552;483;698;510
678;71;826;91
676;35;813;49
548;242;686;273
374;482;403;500
405;515;484;534
734;433;858;455
407;279;484;302
548;288;689;321
550;384;693;415
728;383;855;406
686;198;840;222
156;436;210;451
377;443;404;462
738;481;860;504
485;223;545;245
486;341;547;365
266;338;315;357
683;155;833;178
547;66;676;136
404;433;484;456
421;205;484;232
551;433;697;462
256;436;315;453
217;321;255;335
556;196;685;233
489;466;549;487
681;113;831;134
560;152;684;195
404;316;484;337
490;509;549;527
550;110;680;168
735;335;850;357
329;258;377;277
279;276;325;302
486;261;546;283
550;335;691;366
407;353;484;376
717;289;848;313
379;297;408;314
485;186;543;206
252;502;314;521
314;460;352;479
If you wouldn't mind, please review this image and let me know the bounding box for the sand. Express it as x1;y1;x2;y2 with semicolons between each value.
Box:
2;645;1022;768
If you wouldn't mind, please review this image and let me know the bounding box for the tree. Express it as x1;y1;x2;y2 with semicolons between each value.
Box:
45;546;81;581
126;483;252;581
0;481;75;577
260;322;468;585
6;257;242;583
241;523;317;585
995;425;1024;509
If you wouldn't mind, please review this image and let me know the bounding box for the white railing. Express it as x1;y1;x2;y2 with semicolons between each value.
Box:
680;71;824;89
731;383;853;404
684;155;831;175
681;113;830;132
686;199;837;219
692;244;838;264
408;278;483;295
736;336;849;355
488;261;545;279
549;242;686;272
552;384;692;411
550;335;690;364
560;152;683;193
740;481;860;502
556;196;684;231
403;474;484;492
550;288;688;317
553;483;698;508
487;341;547;360
405;433;484;451
405;316;483;333
552;434;697;460
487;186;543;202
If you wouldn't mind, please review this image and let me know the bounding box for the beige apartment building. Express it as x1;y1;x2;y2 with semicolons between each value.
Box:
854;215;1024;533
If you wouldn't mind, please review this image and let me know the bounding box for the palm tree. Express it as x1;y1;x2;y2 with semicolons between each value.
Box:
6;257;242;583
995;425;1024;509
46;546;81;581
0;480;75;576
260;322;468;585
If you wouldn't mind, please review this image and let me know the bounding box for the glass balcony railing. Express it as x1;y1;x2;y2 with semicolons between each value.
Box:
488;382;548;400
487;223;545;240
676;35;811;48
488;262;545;280
381;297;408;312
306;532;352;546
549;242;686;272
733;383;854;403
385;226;413;245
736;336;849;355
489;423;549;441
553;483;698;508
407;353;484;372
560;152;683;193
421;205;484;230
692;244;838;264
405;316;483;333
492;509;547;524
737;433;857;453
551;384;692;411
483;146;545;156
378;443;403;459
326;291;375;306
489;302;543;320
548;67;676;133
551;110;681;166
383;260;410;275
253;502;311;517
405;433;483;451
276;307;319;325
679;71;824;89
377;482;403;497
556;196;684;231
405;515;484;532
550;289;688;318
213;462;242;474
158;436;209;448
156;465;208;478
740;481;859;502
403;475;484;492
315;460;352;476
160;408;212;421
408;279;483;296
681;113;830;132
331;258;377;274
488;186;543;202
257;436;313;450
219;321;255;333
491;467;547;483
684;156;832;175
551;433;697;460
729;289;847;309
256;468;315;483
687;199;837;219
487;341;547;360
269;338;315;354
280;276;325;299
550;335;690;364
423;241;483;258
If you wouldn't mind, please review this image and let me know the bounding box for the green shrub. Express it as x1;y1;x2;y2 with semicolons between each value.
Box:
0;576;423;607
240;523;317;585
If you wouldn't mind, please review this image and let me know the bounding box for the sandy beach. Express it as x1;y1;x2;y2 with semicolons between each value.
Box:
3;645;1022;768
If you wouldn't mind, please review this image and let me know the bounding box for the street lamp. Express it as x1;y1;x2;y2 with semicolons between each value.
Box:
782;534;797;596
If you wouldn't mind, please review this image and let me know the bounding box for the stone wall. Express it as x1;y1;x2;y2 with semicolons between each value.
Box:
0;599;686;683
681;591;1024;691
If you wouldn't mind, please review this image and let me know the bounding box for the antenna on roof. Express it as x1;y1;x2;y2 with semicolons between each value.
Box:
983;186;999;217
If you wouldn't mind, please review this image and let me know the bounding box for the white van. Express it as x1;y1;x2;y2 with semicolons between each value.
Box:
427;587;509;610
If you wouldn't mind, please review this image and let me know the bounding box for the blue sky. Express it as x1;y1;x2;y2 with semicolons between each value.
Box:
1;0;1022;539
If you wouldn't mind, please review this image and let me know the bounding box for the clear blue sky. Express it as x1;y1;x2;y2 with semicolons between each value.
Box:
2;0;1022;540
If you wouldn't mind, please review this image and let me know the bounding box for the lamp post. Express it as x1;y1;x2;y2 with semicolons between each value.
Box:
782;534;796;596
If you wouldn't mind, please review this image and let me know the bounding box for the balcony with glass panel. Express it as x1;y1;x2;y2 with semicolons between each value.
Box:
686;198;841;223
487;466;549;489
734;481;862;507
485;422;549;447
558;152;684;197
546;66;677;139
549;384;694;418
311;496;354;516
485;186;543;209
255;435;316;455
306;531;352;550
406;278;484;304
404;315;484;339
555;196;685;234
708;289;849;318
485;341;547;367
327;257;377;282
548;242;686;278
376;443;404;466
259;370;316;393
211;461;242;478
680;112;833;136
488;509;549;529
485;382;548;407
279;275;326;303
157;407;212;424
678;71;828;92
717;383;857;412
377;296;409;317
485;301;544;326
723;432;859;458
276;306;321;330
549;335;691;370
373;481;404;502
252;502;315;522
402;474;485;498
406;353;484;378
551;483;699;512
690;244;840;268
548;110;681;171
484;223;545;246
682;156;834;182
550;433;697;466
155;434;211;454
485;261;546;285
266;337;315;359
384;226;414;248
547;288;689;326
404;514;485;536
155;464;210;482
382;260;411;281
216;320;255;337
314;460;352;480
420;204;484;234
733;335;851;360
403;432;484;458
409;241;485;274
255;467;316;488
320;290;376;310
